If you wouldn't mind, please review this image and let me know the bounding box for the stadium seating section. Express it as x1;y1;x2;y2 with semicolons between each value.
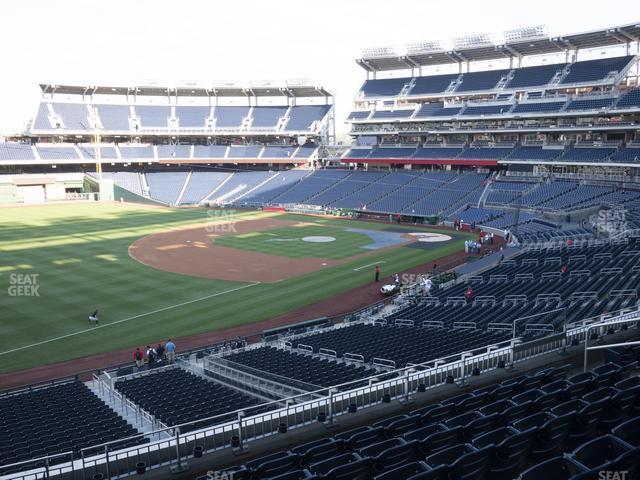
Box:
0;381;145;475
217;362;640;480
114;368;265;431
78;169;640;245
341;145;640;164
224;346;378;389
358;56;635;99
31;104;331;133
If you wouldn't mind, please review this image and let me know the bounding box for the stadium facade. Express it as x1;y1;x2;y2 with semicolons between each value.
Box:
344;21;640;174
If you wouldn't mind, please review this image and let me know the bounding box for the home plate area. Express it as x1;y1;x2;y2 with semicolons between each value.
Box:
408;232;453;242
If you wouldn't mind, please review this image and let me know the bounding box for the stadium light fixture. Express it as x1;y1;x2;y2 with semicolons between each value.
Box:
503;25;548;43
361;45;399;59
405;40;444;55
452;33;494;50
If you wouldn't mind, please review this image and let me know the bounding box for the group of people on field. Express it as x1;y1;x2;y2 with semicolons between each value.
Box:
133;340;176;370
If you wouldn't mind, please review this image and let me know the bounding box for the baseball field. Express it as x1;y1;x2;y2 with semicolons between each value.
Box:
0;202;474;376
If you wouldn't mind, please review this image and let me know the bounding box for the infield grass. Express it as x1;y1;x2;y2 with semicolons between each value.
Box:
0;203;474;374
214;225;373;259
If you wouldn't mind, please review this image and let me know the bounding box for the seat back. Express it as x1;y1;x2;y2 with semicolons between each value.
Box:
450;445;494;480
308;452;358;476
403;423;445;442
518;456;587;480
463;412;500;440
373;440;420;473
323;458;372;480
254;453;302;478
419;426;463;455
612;415;640;447
302;439;346;465
374;461;430;480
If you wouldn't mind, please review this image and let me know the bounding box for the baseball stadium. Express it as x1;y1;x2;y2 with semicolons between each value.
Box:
1;6;640;480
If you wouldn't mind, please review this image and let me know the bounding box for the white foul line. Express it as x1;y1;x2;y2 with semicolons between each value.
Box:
0;282;260;356
353;260;386;272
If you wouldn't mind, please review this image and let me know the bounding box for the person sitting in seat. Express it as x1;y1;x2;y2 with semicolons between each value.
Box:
88;309;99;325
464;287;475;304
422;275;433;296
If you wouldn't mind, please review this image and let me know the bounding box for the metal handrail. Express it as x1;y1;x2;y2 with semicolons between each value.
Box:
582;313;640;371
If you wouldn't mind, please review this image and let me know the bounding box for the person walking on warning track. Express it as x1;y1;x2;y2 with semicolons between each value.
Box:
133;347;144;370
165;339;176;364
374;265;380;282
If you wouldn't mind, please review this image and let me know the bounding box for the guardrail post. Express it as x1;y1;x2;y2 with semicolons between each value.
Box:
508;341;516;368
325;388;339;428
236;411;246;452
583;328;590;372
44;457;50;480
170;429;188;473
458;353;472;385
104;445;110;479
401;369;414;405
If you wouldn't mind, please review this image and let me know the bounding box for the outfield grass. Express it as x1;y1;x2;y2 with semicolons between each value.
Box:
0;203;474;374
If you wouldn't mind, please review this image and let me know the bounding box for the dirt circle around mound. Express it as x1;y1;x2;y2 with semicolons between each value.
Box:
128;217;342;283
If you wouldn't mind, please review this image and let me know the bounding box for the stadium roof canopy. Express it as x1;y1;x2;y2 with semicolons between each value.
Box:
39;80;333;98
356;21;640;72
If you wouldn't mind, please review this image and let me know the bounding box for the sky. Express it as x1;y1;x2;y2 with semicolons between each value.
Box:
0;0;637;136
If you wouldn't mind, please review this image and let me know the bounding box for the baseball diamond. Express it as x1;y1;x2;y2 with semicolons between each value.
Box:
0;203;473;375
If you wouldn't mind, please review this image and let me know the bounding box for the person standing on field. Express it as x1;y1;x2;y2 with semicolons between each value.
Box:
374;265;380;282
133;347;144;370
165;339;176;364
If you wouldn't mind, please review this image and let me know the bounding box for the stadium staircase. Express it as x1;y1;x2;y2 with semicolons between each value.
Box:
139;172;150;197
303;171;359;204
202;172;234;203
549;64;571;86
331;171;419;210
277;106;292;132
399;78;416;96
262;171;312;205
401;173;473;216
174;171;192;205
441;178;489;217
444;76;462;94
477;174;497;208
231;172;281;204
